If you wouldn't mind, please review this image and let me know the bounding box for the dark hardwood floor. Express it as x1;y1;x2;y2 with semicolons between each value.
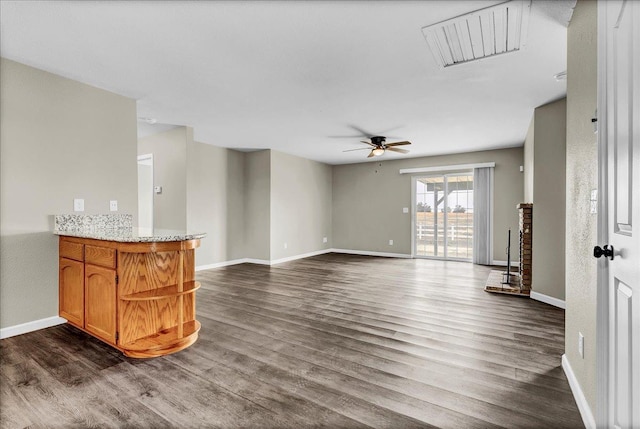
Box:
0;253;583;428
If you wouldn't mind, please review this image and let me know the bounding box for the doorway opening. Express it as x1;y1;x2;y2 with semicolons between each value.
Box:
137;154;153;231
413;173;474;260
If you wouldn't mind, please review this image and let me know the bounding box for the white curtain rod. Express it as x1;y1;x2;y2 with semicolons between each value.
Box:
399;162;495;174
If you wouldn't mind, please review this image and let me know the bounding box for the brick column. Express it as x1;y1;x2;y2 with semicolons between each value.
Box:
517;203;533;291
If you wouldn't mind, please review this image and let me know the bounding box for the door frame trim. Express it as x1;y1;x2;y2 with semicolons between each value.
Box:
595;1;610;426
410;172;474;261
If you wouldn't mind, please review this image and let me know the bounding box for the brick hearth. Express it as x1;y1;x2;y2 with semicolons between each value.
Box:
518;203;533;291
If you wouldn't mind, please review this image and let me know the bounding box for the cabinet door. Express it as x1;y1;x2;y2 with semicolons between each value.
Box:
85;264;117;344
59;258;84;327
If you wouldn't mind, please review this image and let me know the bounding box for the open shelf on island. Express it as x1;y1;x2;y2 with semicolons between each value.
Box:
120;320;201;358
120;281;201;301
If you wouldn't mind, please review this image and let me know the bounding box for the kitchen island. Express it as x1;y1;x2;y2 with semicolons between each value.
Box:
54;214;205;358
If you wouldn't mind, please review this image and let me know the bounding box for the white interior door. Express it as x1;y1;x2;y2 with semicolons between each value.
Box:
601;1;640;427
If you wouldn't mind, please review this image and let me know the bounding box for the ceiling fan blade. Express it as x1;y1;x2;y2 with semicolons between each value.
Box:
385;141;411;147
349;124;377;137
387;147;409;154
361;140;377;147
330;125;404;139
376;125;403;135
342;147;371;152
367;150;376;158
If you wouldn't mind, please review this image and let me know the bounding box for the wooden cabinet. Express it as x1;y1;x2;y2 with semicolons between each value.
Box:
59;257;84;327
85;245;116;268
85;264;117;344
58;236;201;358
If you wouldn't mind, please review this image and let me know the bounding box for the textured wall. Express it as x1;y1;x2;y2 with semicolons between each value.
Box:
564;0;598;412
0;58;138;329
332;147;523;260
138;127;187;230
187;139;246;266
270;150;332;260
531;98;567;300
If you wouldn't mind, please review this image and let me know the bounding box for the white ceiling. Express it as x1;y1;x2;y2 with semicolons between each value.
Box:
0;1;574;165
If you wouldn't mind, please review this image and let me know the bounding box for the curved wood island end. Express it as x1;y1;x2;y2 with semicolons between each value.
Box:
58;235;202;358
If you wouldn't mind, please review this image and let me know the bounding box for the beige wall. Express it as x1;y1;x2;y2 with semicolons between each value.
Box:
244;150;272;261
529;98;567;300
270;150;332;260
0;58;138;329
564;0;598;412
138;127;187;230
187;140;246;266
524;117;535;202
332;147;523;260
138;139;332;266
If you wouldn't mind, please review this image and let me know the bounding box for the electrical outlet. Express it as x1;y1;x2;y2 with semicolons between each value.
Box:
389;239;394;246
110;200;118;211
402;207;409;214
323;237;328;243
579;332;584;358
284;242;288;249
73;198;84;212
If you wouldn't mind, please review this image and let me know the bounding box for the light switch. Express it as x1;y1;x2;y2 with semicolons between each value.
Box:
323;237;328;243
402;207;409;213
74;198;84;212
110;200;118;211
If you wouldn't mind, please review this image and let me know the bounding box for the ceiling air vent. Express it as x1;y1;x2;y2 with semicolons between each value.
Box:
422;0;531;68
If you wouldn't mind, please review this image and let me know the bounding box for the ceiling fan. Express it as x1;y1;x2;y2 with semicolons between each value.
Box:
343;136;411;158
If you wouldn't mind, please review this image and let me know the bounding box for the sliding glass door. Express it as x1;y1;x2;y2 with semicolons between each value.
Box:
414;173;473;260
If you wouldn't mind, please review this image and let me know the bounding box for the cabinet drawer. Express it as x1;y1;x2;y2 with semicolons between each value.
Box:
85;245;116;269
59;240;84;261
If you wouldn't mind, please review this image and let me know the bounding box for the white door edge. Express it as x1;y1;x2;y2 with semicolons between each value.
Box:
595;1;610;425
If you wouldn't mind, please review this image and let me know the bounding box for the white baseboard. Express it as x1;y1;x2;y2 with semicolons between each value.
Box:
270;249;332;265
331;248;412;258
492;260;520;267
530;291;566;309
562;354;596;429
195;258;270;270
196;249;333;271
0;316;67;339
196;259;248;271
196;248;412;272
243;258;271;265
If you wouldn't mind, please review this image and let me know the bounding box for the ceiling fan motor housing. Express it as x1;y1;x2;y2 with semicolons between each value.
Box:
370;136;386;146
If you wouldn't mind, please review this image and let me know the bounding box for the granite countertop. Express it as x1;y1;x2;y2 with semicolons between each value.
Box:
53;214;206;243
54;228;206;242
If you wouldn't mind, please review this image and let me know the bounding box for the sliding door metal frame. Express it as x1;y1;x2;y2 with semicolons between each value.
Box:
411;171;473;261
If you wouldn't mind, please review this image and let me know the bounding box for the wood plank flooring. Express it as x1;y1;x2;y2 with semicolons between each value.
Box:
0;253;584;428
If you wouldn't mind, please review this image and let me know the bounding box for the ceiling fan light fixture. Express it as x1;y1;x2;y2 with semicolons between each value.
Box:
372;148;385;156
